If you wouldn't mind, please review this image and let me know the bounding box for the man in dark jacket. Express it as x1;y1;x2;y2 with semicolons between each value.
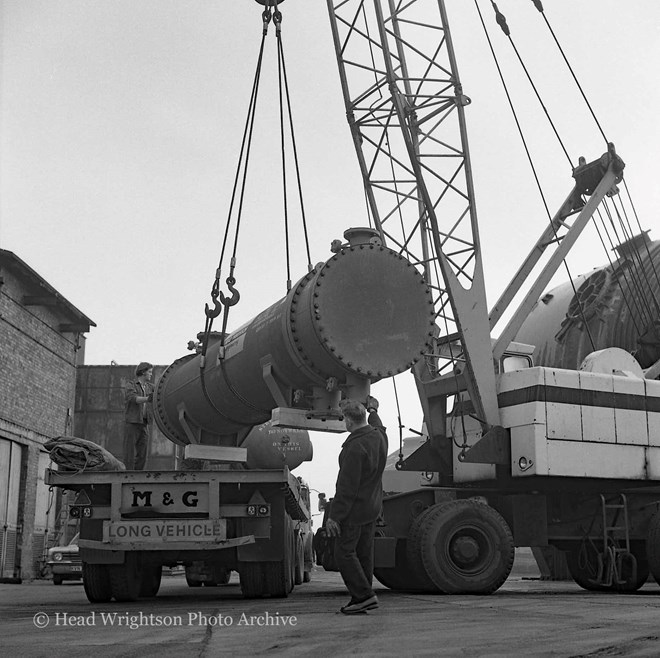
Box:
326;397;387;614
123;361;154;470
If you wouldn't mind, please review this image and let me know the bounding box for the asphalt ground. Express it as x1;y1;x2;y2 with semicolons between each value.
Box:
1;552;660;657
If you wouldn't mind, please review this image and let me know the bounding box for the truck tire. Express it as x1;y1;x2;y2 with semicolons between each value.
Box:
53;575;63;585
240;563;265;598
646;511;660;586
417;499;514;594
303;532;314;582
82;563;112;603
294;535;305;586
264;529;295;598
264;561;290;598
214;567;231;585
140;564;162;597
108;553;142;602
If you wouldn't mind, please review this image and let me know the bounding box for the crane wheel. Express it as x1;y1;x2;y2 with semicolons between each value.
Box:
646;511;660;587
417;499;514;594
613;548;649;593
566;540;649;593
82;562;112;603
406;507;444;593
374;536;440;593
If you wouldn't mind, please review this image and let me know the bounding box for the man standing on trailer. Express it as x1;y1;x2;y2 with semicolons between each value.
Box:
124;361;154;470
326;397;387;614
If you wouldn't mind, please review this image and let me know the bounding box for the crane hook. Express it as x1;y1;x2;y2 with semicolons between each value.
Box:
204;297;222;320
219;276;241;308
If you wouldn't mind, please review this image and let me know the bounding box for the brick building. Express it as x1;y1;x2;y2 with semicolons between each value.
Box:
0;249;94;580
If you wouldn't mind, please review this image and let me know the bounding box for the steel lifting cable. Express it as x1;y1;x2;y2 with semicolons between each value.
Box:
193;6;276;426
475;0;597;351
609;193;660;317
591;218;644;337
599;197;652;327
599;198;656;327
529;0;609;146
489;1;573;167
624;178;660;295
274;8;313;286
391;377;406;469
528;1;660;335
592;200;654;336
201;6;273;363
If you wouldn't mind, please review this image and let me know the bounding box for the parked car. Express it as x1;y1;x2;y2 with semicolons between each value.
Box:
46;534;81;585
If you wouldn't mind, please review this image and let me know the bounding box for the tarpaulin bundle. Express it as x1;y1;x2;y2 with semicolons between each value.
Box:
45;436;126;472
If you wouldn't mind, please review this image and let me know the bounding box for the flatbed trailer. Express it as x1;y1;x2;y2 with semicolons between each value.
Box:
45;467;312;602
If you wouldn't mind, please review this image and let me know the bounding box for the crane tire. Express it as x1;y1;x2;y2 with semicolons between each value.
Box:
418;499;514;594
646;511;660;586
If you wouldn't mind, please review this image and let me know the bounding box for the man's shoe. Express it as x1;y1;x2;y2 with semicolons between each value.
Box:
340;594;379;614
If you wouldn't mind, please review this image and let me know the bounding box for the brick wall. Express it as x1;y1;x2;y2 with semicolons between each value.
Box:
0;252;91;580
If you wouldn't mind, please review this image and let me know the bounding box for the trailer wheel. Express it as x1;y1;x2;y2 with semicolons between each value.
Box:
139;564;162;597
239;563;264;598
417;499;514;594
185;565;203;587
82;562;112;603
264;561;290;598
214;567;231;585
646;511;660;586
294;535;305;585
108;553;142;602
303;532;313;583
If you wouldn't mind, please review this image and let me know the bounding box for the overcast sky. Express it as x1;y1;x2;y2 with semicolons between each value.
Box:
1;1;658;501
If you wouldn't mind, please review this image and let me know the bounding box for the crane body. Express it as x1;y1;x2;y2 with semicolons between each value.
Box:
319;0;660;593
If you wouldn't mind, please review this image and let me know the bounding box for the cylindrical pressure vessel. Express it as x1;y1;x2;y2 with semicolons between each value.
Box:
154;227;435;445
241;421;313;471
515;232;660;370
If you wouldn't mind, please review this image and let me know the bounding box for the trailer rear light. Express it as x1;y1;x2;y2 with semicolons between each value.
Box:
69;505;92;519
246;504;270;517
